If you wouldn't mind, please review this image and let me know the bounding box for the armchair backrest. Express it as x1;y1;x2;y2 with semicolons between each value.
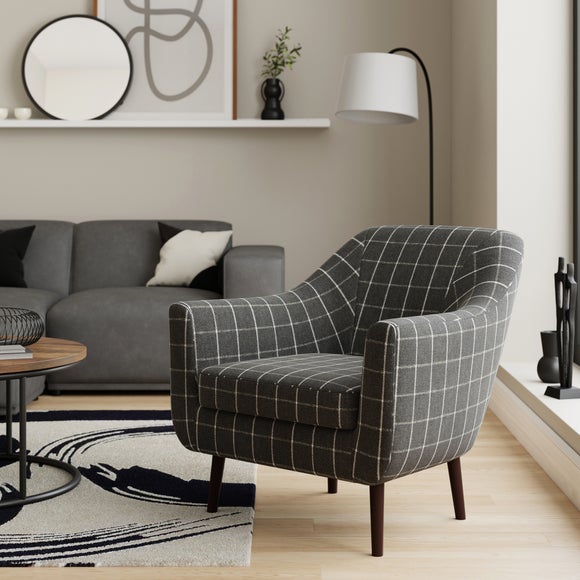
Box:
350;226;523;355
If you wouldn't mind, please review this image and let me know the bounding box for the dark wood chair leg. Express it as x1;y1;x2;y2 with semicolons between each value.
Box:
447;457;466;520
327;478;338;494
207;455;225;513
369;483;384;557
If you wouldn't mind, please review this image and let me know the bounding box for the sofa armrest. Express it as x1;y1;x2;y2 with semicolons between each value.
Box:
222;245;285;298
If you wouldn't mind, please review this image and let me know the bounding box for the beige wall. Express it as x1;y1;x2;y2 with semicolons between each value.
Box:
0;0;452;289
451;0;497;228
497;0;572;362
451;0;572;362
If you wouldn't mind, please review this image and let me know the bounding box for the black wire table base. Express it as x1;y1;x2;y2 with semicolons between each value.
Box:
1;374;81;509
0;453;81;508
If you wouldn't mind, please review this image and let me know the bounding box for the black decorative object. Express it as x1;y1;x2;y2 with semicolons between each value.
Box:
259;26;301;122
0;307;44;346
260;78;285;120
537;330;560;383
545;258;580;399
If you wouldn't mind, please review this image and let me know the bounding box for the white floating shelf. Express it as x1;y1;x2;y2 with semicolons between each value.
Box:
0;118;330;129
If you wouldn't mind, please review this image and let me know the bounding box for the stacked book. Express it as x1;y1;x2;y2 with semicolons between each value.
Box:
0;344;33;360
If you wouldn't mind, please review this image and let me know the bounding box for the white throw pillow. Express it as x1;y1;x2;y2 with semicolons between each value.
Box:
146;229;232;287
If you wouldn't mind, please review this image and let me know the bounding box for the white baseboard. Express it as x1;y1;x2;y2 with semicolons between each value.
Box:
490;379;580;509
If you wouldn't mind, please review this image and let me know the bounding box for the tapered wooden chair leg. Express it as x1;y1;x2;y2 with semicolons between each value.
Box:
369;483;384;557
207;455;225;513
447;457;466;520
327;478;338;494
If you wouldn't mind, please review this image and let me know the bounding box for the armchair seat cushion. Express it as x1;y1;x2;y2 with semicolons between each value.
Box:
198;353;362;430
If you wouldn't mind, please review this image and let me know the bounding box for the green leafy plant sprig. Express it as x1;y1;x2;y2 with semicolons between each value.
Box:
261;26;302;79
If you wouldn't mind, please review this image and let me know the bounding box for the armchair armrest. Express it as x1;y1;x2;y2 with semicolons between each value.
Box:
170;282;352;369
170;233;362;412
222;245;284;298
169;288;352;407
353;297;515;484
170;233;366;382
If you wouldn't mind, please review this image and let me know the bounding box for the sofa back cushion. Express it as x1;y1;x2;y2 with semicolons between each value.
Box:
0;220;74;296
71;220;232;292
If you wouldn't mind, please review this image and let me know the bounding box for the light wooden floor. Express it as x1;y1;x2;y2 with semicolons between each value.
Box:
2;393;579;579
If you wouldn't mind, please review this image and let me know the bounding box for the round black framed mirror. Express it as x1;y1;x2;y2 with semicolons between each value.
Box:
22;15;132;121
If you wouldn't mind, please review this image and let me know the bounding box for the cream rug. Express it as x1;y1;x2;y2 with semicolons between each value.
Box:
0;410;256;567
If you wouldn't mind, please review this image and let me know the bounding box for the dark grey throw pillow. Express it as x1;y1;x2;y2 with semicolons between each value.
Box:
157;222;223;293
0;226;35;287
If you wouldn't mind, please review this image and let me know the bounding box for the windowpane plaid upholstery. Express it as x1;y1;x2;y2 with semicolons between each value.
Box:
199;354;362;430
350;226;481;354
170;226;523;486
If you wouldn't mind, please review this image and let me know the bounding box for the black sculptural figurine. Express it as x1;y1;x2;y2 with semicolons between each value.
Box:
545;257;580;399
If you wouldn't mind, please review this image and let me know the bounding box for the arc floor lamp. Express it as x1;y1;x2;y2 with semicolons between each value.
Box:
336;49;434;225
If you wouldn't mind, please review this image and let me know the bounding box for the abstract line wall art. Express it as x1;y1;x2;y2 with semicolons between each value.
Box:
96;0;236;119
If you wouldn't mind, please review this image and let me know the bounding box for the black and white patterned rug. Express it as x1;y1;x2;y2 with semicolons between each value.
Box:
0;410;256;567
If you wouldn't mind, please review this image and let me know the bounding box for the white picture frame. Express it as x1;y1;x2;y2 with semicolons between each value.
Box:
95;0;237;120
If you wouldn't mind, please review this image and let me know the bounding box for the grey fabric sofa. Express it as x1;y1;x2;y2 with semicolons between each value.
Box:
0;220;284;412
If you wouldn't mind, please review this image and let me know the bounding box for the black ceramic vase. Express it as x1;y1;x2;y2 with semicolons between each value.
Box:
261;78;285;120
537;330;560;383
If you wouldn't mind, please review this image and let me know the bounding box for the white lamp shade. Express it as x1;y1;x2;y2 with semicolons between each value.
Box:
336;52;419;125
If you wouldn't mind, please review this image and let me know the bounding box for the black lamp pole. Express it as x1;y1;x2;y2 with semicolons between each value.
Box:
388;48;434;226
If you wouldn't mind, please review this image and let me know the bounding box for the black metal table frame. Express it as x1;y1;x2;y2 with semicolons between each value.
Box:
1;364;81;508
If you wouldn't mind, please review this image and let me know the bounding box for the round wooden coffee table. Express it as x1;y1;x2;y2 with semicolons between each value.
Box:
0;337;86;508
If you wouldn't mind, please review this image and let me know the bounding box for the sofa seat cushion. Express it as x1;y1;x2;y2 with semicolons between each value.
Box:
198;353;362;430
47;286;220;386
0;287;62;320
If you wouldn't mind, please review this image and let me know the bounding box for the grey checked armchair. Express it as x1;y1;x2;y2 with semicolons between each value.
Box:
169;225;524;556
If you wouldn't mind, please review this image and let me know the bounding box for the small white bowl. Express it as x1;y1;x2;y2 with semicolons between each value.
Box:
0;108;8;120
14;107;32;120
